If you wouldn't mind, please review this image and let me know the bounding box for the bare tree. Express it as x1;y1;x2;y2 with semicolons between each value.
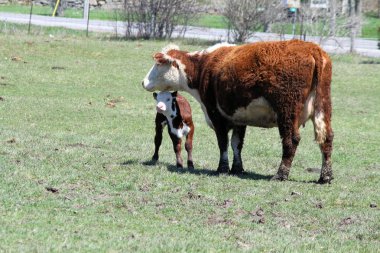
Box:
223;0;282;43
123;0;199;39
347;0;362;52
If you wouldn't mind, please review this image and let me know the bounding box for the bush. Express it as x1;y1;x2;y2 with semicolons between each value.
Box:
123;0;200;39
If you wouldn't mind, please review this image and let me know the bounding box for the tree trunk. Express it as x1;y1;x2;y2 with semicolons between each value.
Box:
330;0;336;37
348;0;362;53
356;0;362;37
378;0;380;18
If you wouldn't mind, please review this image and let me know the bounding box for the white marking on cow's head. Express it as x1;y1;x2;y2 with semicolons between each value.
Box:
142;46;188;92
153;91;177;118
162;44;180;54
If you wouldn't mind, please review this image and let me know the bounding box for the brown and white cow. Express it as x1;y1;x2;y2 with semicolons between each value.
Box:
142;40;333;183
152;91;194;169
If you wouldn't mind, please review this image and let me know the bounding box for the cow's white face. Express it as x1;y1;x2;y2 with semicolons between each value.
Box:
153;91;177;118
142;52;188;92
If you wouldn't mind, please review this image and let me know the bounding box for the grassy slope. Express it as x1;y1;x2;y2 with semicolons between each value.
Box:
0;32;379;252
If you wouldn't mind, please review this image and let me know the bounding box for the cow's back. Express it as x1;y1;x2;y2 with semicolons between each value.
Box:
204;40;328;123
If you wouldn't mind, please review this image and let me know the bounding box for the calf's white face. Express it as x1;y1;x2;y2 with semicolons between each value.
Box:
142;51;188;92
154;91;176;118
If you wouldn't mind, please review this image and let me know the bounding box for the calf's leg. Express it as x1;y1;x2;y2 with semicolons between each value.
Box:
185;126;194;169
230;126;246;174
152;114;165;162
169;132;184;168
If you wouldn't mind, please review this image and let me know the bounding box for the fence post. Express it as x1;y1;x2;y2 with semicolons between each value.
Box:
28;1;33;35
84;0;90;37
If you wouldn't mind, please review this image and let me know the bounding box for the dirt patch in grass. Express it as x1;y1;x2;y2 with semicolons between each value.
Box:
207;215;235;226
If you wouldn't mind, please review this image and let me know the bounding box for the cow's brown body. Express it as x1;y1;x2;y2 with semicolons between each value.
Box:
143;40;334;183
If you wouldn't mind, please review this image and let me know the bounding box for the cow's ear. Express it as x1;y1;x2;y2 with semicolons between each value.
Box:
153;53;169;65
153;92;158;100
172;60;179;69
172;91;178;98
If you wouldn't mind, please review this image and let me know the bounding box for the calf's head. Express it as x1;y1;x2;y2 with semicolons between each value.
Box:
153;91;178;117
142;45;188;92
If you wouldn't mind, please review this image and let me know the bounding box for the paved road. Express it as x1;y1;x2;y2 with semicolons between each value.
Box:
1;12;379;57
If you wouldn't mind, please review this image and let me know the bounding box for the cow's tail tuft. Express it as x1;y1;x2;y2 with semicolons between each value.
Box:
312;50;332;144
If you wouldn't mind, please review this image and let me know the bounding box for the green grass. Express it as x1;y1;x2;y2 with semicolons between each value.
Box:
362;14;380;38
0;30;379;252
189;14;226;29
0;3;118;20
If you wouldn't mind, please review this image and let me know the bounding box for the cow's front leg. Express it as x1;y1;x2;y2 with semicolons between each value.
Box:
169;133;184;169
215;126;230;173
230;125;246;174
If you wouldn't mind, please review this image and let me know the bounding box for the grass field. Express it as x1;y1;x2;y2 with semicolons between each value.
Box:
0;30;379;252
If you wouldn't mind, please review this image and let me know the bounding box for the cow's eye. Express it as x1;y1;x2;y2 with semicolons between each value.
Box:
166;98;170;102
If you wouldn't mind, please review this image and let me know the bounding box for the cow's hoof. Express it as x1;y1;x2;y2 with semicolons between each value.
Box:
217;165;230;174
187;161;194;170
270;174;288;181
230;164;244;175
176;163;184;169
317;176;333;184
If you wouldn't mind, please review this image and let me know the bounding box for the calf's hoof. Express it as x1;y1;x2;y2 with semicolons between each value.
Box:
217;165;230;174
143;158;158;166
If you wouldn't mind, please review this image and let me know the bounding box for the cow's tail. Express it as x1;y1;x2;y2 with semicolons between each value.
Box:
312;50;332;144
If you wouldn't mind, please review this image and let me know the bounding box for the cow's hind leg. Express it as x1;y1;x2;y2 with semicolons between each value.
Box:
272;112;301;181
314;109;334;184
185;126;194;169
230;126;246;174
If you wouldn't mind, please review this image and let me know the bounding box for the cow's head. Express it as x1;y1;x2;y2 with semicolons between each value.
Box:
153;91;178;117
142;45;188;92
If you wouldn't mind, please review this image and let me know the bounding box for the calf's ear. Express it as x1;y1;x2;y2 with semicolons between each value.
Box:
153;92;158;100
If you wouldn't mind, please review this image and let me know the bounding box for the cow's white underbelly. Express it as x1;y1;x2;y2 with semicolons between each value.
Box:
217;97;278;128
217;92;316;128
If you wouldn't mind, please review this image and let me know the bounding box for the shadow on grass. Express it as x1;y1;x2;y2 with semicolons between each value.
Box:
138;159;273;181
166;164;273;181
122;159;320;183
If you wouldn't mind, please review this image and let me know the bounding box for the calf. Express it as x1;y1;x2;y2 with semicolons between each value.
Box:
152;91;195;169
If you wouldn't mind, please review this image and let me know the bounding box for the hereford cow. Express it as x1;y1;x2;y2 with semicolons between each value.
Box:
142;40;333;184
152;91;195;169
